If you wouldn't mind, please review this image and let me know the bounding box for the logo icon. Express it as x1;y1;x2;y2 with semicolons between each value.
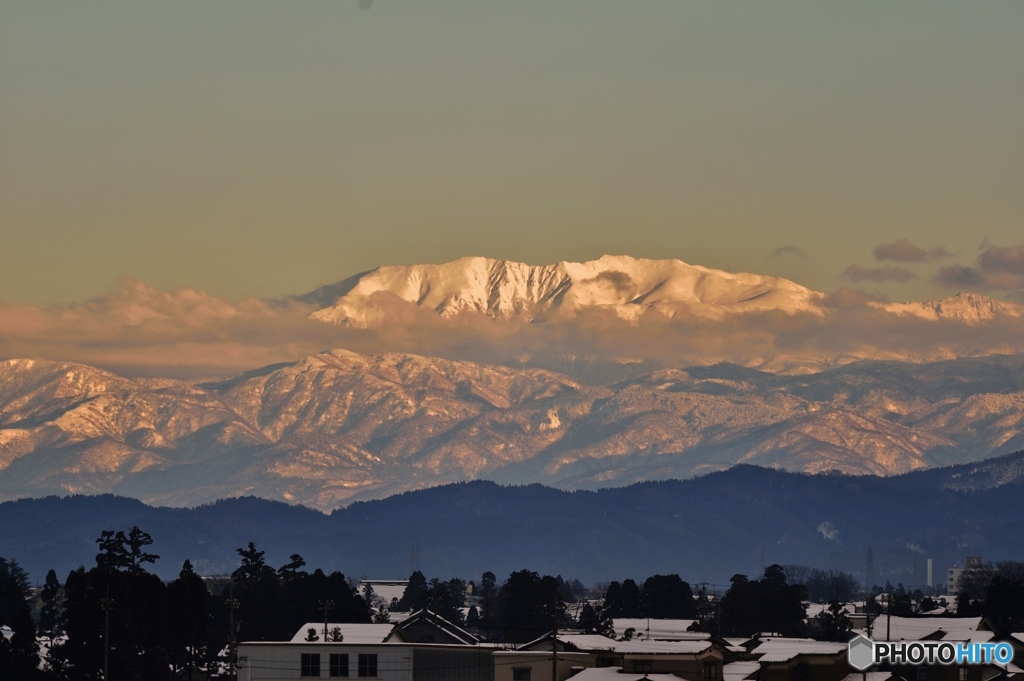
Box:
848;635;874;671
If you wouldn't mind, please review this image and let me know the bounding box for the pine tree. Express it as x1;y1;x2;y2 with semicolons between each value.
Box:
398;571;429;611
578;603;614;637
277;554;307;580
231;542;270;587
95;526;158;573
168;559;211;679
6;560;30;596
479;571;498;629
38;569;63;642
818;595;852;642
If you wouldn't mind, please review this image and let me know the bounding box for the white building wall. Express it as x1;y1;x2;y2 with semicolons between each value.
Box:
946;567;963;596
238;643;414;681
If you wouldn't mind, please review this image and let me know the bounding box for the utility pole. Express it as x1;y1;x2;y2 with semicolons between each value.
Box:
551;591;558;681
715;594;721;637
320;599;334;641
100;585;113;681
227;583;240;681
886;582;892;643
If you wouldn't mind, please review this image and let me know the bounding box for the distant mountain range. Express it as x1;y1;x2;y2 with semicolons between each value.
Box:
298;255;1024;327
879;291;1024;323
301;255;824;326
2;351;1024;509
2;454;1022;584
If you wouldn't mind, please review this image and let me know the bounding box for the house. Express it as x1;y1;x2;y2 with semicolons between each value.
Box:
385;610;481;645
745;638;849;681
491;649;597;681
506;632;725;681
612;619;704;642
722;660;759;681
851;616;994;681
239;610;495;681
853;615;994;644
990;632;1024;680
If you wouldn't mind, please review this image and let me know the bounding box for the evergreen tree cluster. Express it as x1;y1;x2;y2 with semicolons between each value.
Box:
603;574;697;619
395;571;467;625
0;556;42;679
8;527;370;680
398;569;576;644
718;565;808;637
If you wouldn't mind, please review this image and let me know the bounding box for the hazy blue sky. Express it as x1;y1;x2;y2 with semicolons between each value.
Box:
2;1;1022;306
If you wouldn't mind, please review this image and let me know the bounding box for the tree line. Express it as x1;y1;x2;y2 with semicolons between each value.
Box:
5;527;1024;679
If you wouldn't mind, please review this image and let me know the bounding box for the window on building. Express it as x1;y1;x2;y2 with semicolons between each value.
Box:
633;662;653;673
959;669;968;681
916;668;928;680
301;653;321;677
330;653;349;677
704;663;718;680
513;668;532;681
597;658;615;668
358;653;378;678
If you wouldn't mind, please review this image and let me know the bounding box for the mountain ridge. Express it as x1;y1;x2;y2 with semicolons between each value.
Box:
306;255;825;326
1;454;1022;583
300;255;1024;328
878;291;1024;323
2;351;1024;510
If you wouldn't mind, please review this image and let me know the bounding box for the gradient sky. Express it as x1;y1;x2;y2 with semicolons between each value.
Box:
2;1;1022;306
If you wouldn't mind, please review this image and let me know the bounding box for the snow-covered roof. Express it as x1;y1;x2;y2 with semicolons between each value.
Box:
751;639;846;663
805;603;858;619
723;661;760;681
616;640;713;655
1012;633;1024;645
289;623;395;644
388;609;479;645
612;619;706;641
853;616;989;642
554;634;710;655
571;667;686;681
358;580;408;607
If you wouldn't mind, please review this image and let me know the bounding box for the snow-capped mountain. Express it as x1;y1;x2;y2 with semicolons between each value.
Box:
304;255;823;327
2;351;1024;510
879;292;1024;323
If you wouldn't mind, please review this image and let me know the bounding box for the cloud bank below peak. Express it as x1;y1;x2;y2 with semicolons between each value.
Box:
1;257;1024;378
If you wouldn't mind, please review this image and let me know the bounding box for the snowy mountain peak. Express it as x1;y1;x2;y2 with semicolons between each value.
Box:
307;255;823;327
880;292;1024;324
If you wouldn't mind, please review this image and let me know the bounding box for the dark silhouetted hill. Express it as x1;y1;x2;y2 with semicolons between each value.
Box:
1;454;1022;585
